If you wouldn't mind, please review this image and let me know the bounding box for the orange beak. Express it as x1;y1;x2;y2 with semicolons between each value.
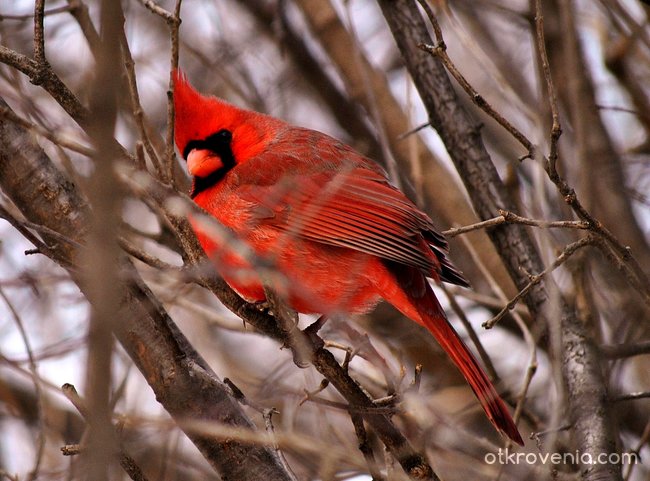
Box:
186;149;224;177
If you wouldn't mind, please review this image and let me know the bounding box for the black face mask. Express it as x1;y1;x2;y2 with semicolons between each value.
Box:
183;129;235;198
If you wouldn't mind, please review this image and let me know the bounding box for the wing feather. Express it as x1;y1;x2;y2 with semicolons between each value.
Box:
239;166;468;286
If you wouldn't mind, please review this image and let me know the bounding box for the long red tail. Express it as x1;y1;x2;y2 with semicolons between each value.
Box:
387;266;524;445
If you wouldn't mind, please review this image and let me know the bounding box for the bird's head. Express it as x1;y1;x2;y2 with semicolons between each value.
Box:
173;70;280;196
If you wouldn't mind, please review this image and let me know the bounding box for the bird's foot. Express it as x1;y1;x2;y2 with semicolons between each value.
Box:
253;300;272;314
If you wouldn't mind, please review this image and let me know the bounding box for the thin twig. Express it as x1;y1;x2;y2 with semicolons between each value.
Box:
498;210;589;230
33;0;46;64
0;206;83;250
0;288;46;481
66;0;101;56
510;357;537;445
263;409;300;481
118;237;181;272
483;236;595;329
118;27;163;175
0;106;94;156
0;4;73;21
0;204;55;258
534;0;561;171
136;0;177;24
61;384;150;481
350;414;385;481
611;391;650;402
135;0;183;182
600;341;650;359
166;0;183;184
592;237;650;306
445;286;529;315
62;383;89;418
534;0;650;306
300;391;397;415
442;210;589;238
397;121;430;140
416;0;534;156
443;216;507;238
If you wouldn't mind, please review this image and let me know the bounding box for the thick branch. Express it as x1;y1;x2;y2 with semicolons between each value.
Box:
0;97;294;481
1;93;439;480
376;2;622;480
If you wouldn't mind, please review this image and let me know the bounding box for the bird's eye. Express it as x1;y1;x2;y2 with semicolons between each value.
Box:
215;129;232;141
183;129;233;160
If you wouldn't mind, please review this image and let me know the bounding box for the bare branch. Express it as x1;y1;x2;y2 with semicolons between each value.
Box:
0;288;46;481
416;0;534;156
33;0;46;64
0;96;296;481
61;384;151;481
0;106;94;156
600;341;650;359
377;3;623;481
483;235;595;329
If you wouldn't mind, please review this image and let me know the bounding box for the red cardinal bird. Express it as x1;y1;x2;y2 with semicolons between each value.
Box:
173;71;523;445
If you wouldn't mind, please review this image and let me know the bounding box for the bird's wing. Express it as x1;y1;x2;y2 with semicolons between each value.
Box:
238;165;469;287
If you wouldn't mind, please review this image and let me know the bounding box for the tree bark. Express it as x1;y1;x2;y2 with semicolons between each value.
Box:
0;98;296;481
376;2;622;480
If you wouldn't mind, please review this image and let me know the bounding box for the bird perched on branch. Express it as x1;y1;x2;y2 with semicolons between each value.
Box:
173;71;523;445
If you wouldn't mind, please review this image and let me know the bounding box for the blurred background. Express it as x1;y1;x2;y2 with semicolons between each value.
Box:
0;0;649;480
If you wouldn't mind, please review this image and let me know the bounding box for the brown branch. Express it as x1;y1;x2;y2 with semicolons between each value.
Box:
416;0;534;156
0;89;437;479
0;288;46;481
136;0;177;24
611;391;650;403
165;0;182;184
483;235;595;329
0;204;67;261
0;105;94;156
0;5;72;21
81;2;129;479
33;0;46;64
600;341;650;359
66;0;100;56
0;45;89;128
119;236;181;272
442;210;589;238
311;345;437;479
351;414;385;481
0;98;296;481
377;3;623;481
61;384;150;481
534;0;561;172
118;27;163;175
262;409;299;481
536;0;650;305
